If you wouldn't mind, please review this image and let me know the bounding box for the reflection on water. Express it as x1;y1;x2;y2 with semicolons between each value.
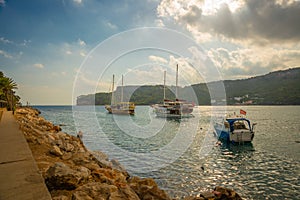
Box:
150;140;299;200
36;105;300;200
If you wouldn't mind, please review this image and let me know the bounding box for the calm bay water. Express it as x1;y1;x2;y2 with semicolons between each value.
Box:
35;105;300;199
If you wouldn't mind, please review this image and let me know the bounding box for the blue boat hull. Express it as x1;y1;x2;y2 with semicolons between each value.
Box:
213;115;256;143
214;127;230;141
214;126;254;143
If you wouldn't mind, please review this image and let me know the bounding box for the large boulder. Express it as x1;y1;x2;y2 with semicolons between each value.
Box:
91;168;127;185
45;162;90;191
128;176;171;200
213;186;242;200
50;145;63;157
72;182;140;200
92;151;113;168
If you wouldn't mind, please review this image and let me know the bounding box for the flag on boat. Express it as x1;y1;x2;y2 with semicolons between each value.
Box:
240;109;247;115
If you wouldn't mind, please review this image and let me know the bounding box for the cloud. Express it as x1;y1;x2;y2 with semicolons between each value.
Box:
212;0;300;42
104;21;118;30
78;38;86;46
0;49;24;61
80;51;86;57
125;65;167;85
157;0;300;80
107;22;117;30
0;37;31;47
207;47;300;79
148;55;168;63
0;37;12;44
119;61;198;87
158;0;300;43
0;0;5;7
20;40;31;47
128;59;203;86
168;55;204;84
76;71;103;91
155;19;165;27
60;39;89;58
0;49;13;59
73;0;83;5
34;63;44;69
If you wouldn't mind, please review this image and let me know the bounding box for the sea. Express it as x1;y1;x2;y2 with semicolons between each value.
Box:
34;105;300;200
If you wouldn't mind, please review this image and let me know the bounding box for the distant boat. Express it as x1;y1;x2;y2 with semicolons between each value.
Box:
152;65;194;118
214;110;257;143
105;75;135;115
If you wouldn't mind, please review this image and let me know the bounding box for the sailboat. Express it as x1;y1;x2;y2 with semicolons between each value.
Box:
105;75;135;115
152;64;194;118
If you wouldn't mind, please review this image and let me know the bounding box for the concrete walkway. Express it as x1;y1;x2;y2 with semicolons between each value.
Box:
0;111;52;200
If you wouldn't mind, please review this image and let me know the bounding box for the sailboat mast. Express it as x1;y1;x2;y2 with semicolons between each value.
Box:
121;75;124;102
163;71;166;103
176;64;178;99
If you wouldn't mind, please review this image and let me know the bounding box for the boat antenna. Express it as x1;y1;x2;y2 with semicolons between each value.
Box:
163;71;166;104
121;74;124;102
176;64;178;99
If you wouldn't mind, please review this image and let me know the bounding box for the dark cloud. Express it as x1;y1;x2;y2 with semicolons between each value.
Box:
206;46;300;79
182;5;203;25
0;0;5;7
181;0;300;42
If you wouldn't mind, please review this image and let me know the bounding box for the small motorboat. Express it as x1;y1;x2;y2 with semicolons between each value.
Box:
214;110;257;143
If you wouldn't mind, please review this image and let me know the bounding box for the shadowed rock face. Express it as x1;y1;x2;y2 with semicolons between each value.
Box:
16;107;243;200
45;162;90;190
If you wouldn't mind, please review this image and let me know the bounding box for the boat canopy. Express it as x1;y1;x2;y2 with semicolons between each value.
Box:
226;117;252;132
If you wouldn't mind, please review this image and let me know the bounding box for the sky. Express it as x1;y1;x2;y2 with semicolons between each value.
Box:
0;0;299;105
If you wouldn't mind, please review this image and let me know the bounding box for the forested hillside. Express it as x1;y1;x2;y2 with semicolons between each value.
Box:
77;67;300;105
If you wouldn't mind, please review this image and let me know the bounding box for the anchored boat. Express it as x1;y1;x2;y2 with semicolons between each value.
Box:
214;110;257;143
105;75;135;115
152;65;194;118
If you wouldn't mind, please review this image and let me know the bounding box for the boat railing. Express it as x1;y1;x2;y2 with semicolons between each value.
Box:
251;123;257;132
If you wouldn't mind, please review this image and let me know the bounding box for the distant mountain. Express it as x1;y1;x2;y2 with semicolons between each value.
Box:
76;67;300;105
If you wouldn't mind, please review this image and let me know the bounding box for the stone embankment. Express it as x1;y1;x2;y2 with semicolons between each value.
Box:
15;107;242;200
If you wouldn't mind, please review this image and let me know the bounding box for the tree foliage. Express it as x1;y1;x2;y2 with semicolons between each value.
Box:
0;71;19;110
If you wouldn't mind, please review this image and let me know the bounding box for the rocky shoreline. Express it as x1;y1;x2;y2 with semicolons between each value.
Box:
15;107;242;200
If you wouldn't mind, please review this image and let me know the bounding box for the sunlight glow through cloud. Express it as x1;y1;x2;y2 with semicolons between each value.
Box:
73;0;82;5
201;0;244;15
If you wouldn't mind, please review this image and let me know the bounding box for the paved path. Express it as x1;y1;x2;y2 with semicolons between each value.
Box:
0;111;52;200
